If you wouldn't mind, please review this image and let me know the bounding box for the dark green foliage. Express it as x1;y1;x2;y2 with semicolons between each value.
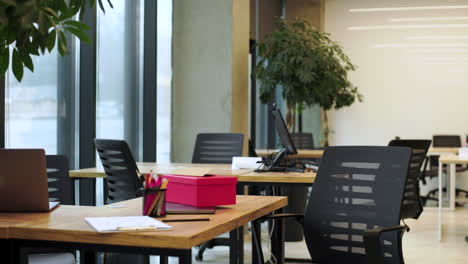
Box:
256;17;362;112
0;0;112;81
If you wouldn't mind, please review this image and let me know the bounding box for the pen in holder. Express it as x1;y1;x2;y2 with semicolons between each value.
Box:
141;188;167;217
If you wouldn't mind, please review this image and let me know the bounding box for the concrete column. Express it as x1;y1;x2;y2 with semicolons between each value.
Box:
172;0;249;162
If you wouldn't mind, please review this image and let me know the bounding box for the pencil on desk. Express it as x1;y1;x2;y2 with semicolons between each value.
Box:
162;218;210;222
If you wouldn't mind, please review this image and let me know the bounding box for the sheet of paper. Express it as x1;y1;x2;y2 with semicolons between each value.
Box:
171;167;213;176
85;216;172;233
232;157;262;170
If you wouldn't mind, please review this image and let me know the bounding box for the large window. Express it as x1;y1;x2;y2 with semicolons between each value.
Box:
5;51;59;154
157;0;173;162
96;0;141;142
3;1;172;165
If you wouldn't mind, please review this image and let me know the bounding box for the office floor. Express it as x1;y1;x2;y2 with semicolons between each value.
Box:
150;207;468;264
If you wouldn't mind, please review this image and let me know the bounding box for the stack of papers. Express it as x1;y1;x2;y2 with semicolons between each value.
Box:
85;216;172;233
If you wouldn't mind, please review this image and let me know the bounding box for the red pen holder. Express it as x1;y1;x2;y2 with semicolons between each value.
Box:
141;188;167;217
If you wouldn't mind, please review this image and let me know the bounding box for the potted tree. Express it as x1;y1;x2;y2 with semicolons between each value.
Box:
0;0;112;81
256;17;362;146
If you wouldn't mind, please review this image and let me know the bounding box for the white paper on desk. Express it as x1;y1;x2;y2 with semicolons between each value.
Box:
459;148;468;160
232;157;262;170
85;216;172;233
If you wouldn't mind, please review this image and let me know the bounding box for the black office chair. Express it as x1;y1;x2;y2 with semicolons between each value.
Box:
192;133;244;164
388;139;432;220
282;133;317;242
422;135;468;206
94;139;149;264
193;133;244;262
252;146;412;264
28;155;76;264
291;133;314;150
47;155;75;205
94;139;142;204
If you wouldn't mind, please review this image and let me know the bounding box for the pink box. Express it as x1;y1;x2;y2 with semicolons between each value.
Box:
160;174;238;207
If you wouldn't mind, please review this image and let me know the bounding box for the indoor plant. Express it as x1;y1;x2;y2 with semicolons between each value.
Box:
0;0;112;81
256;17;362;146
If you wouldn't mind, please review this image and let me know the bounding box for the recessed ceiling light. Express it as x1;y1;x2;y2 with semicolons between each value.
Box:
390;17;468;22
349;24;468;30
350;5;468;12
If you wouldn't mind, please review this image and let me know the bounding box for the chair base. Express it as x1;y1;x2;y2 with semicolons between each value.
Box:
195;238;230;261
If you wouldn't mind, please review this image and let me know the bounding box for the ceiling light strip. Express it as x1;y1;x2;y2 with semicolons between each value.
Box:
390;17;468;22
349;24;468;30
350;5;468;12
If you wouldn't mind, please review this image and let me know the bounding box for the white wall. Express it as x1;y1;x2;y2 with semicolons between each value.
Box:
325;0;468;146
324;0;468;194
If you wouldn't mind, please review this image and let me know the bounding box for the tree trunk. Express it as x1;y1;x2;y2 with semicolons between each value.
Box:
320;109;330;147
286;103;295;131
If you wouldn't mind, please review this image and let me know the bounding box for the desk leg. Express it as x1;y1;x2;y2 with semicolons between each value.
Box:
438;160;443;241
271;209;285;264
179;250;192;264
251;219;264;264
449;164;456;211
160;255;169;264
81;250;97;264
230;227;244;264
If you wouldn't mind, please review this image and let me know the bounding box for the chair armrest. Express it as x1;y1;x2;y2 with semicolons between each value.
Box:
364;225;409;264
263;213;304;224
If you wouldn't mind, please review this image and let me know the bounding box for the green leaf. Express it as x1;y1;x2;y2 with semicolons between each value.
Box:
64;26;91;43
47;29;57;52
42;7;59;19
57;31;68;56
12;49;24;81
20;52;34;72
107;0;114;8
0;47;9;76
64;20;90;30
98;0;105;13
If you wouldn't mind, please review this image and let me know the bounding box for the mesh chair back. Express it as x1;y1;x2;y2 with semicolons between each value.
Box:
46;155;74;205
94;139;141;203
192;133;244;164
291;133;314;149
388;140;431;219
304;146;411;264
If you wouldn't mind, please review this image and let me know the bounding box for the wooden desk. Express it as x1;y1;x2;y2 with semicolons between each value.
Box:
437;155;468;241
428;147;459;156
70;163;250;179
70;163;316;185
1;195;287;264
256;149;324;159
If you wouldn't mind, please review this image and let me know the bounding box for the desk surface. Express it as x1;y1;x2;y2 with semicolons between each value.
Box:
438;155;468;164
1;195;286;250
256;149;324;158
70;163;316;184
428;147;459;155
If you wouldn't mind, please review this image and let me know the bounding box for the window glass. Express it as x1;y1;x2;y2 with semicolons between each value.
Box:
157;0;173;162
5;51;58;154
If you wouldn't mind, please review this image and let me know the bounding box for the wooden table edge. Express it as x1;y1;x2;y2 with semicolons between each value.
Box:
5;196;288;250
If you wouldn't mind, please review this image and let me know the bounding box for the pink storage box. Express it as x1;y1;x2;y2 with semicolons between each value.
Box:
161;174;237;207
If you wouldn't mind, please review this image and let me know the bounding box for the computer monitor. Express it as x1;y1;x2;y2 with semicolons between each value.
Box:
254;105;303;172
272;106;298;155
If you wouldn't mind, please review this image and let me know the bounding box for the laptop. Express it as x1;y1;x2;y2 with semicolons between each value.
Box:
0;149;60;212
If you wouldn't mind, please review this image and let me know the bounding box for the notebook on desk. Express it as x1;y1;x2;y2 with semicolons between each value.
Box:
0;149;60;212
166;202;216;214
